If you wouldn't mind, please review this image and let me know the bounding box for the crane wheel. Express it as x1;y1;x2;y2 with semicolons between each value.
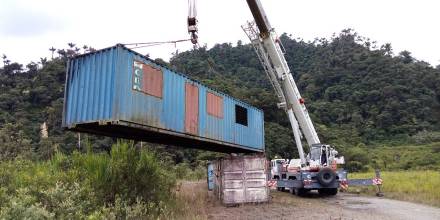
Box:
294;188;308;197
318;188;338;196
317;168;336;186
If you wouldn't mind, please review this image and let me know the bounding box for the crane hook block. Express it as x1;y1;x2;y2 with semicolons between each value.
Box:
187;17;198;45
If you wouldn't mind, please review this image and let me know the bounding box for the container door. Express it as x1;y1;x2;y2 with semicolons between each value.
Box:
185;83;199;135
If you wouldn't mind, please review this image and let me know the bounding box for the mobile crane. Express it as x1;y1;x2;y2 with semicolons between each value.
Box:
188;0;382;196
241;0;346;196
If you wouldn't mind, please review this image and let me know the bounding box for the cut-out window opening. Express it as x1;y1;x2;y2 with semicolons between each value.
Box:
235;105;248;126
207;92;223;118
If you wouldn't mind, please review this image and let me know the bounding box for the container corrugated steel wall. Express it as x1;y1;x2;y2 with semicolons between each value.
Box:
212;155;269;205
63;44;264;152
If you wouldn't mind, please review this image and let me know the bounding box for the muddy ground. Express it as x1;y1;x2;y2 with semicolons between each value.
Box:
179;181;440;220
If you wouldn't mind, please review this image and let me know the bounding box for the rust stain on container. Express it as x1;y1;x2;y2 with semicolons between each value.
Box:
207;92;223;118
185;82;199;135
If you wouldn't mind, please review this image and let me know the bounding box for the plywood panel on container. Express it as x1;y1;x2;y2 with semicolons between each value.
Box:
133;60;163;98
185;83;199;135
142;64;163;98
207;92;223;118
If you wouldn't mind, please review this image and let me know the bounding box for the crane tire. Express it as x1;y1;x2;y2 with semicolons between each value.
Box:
317;168;336;186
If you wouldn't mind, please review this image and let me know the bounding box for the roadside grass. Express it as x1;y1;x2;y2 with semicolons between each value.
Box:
171;181;209;220
348;171;440;207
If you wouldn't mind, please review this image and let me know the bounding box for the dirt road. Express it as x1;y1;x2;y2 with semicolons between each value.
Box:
178;181;440;220
207;191;440;220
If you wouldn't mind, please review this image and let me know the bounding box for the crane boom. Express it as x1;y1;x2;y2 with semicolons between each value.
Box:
244;0;320;165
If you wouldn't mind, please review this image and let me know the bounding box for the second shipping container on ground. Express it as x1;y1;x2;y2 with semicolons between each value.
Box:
62;44;264;153
212;155;269;205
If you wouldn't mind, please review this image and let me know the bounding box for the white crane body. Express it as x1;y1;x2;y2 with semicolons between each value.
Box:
186;0;381;197
242;1;348;195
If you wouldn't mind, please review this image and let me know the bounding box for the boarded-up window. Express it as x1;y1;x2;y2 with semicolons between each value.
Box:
132;60;163;98
207;92;223;118
185;83;199;135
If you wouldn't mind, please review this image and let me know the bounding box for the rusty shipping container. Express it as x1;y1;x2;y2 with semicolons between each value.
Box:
62;44;264;153
212;155;269;205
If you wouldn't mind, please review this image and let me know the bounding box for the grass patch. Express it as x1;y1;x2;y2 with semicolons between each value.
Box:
0;141;178;219
349;171;440;207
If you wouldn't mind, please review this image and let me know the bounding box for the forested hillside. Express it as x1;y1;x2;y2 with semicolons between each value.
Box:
1;29;440;168
170;29;440;157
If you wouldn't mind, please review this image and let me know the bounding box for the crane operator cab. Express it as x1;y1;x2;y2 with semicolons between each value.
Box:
307;144;345;170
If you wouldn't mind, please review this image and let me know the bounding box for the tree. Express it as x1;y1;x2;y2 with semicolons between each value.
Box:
0;123;33;160
49;47;56;59
399;50;413;64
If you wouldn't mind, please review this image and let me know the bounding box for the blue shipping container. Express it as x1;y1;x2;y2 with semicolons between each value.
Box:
62;44;265;153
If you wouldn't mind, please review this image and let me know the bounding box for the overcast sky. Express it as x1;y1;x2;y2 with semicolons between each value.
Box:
0;0;439;67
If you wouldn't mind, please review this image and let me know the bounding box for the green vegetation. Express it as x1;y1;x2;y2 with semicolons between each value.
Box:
0;141;206;219
349;171;440;207
343;142;440;172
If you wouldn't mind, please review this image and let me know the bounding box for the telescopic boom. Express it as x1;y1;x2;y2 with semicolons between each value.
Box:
244;0;321;165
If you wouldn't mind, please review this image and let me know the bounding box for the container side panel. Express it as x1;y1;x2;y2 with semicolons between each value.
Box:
201;88;224;141
163;68;185;132
63;49;116;126
76;57;86;121
92;52;101;119
223;97;234;144
107;48;117;119
85;52;96;121
116;51;164;127
198;86;207;136
71;58;81;123
65;59;76;125
98;49;107;118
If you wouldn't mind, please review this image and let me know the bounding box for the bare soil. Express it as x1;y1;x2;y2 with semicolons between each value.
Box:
178;181;440;220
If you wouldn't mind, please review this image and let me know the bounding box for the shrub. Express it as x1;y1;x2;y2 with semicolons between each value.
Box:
411;131;440;144
0;141;178;219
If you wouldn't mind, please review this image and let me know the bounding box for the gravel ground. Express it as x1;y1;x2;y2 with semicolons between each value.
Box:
204;187;440;220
